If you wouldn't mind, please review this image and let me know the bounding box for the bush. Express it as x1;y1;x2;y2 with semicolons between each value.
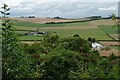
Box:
40;50;83;80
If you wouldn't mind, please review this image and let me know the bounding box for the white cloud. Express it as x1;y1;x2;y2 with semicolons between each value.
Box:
98;7;117;11
0;0;119;18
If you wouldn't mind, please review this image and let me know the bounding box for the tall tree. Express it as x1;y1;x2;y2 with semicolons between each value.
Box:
1;4;35;79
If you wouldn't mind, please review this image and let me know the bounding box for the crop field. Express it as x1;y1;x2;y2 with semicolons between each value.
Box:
98;49;119;56
109;34;119;40
99;41;120;46
0;18;117;41
98;25;118;34
41;29;112;40
110;46;120;50
13;20;89;28
9;18;90;23
18;35;43;40
10;18;117;41
89;19;116;26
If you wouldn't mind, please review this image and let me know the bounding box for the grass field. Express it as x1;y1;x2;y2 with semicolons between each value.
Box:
41;29;112;40
1;19;116;41
18;35;43;40
98;25;118;34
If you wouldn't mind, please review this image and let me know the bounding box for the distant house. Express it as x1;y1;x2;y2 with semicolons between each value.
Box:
92;42;104;49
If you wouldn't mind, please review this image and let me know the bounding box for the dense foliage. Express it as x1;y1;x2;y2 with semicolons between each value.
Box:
1;4;120;79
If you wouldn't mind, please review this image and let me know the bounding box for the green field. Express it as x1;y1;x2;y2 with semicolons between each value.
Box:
98;25;118;34
18;35;43;40
41;29;112;40
110;46;120;50
1;19;116;41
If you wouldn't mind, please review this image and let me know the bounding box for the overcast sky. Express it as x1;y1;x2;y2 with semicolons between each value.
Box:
0;0;120;18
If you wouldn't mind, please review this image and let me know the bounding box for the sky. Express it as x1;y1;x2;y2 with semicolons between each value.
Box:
0;0;120;18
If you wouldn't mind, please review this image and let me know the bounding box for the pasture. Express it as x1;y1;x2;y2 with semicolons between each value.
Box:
41;29;112;40
11;18;116;41
1;18;117;41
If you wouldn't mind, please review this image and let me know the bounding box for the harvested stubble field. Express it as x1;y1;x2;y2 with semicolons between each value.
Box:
89;19;116;26
9;18;90;24
109;34;119;40
99;41;120;46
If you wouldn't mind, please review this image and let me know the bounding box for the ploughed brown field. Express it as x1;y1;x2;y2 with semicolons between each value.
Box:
8;18;90;23
98;49;120;56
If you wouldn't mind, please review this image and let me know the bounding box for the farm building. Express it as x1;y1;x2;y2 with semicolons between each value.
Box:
24;31;48;36
92;42;104;49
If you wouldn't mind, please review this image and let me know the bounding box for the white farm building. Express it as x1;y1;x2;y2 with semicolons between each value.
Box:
92;42;104;49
